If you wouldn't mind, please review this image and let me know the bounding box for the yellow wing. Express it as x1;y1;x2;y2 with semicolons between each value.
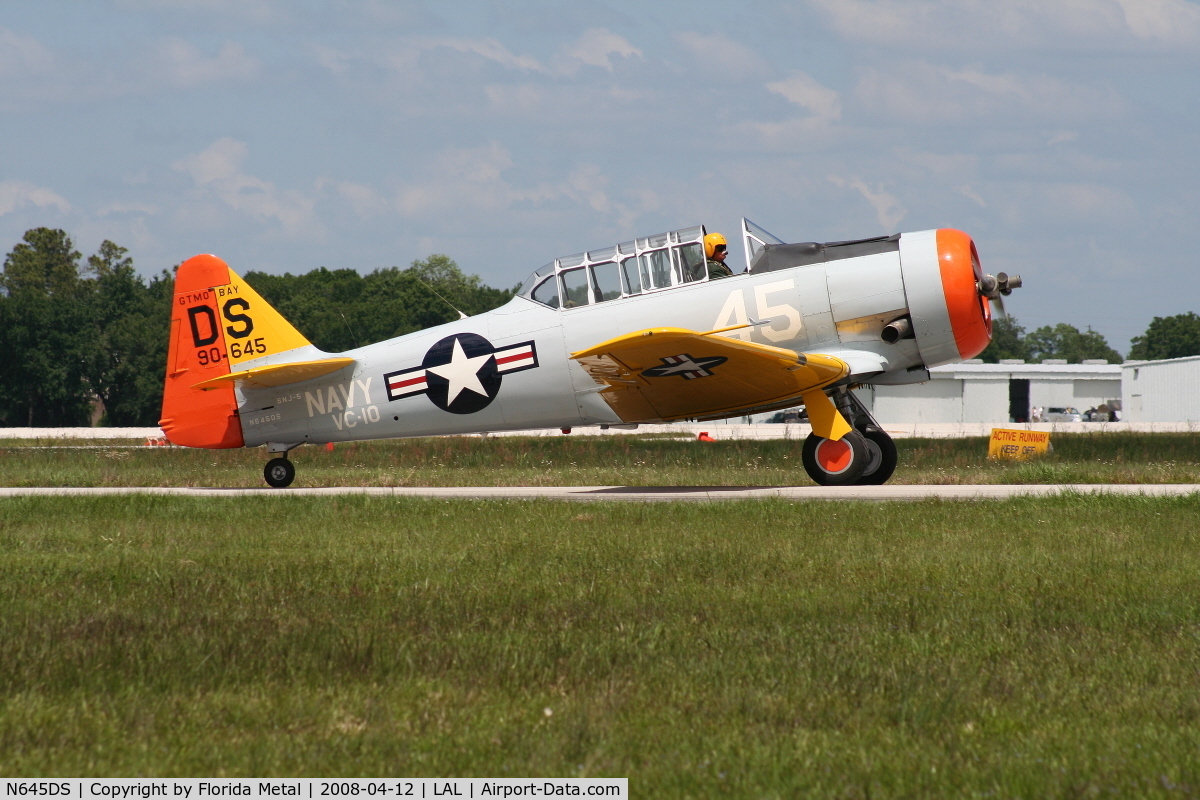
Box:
572;327;853;440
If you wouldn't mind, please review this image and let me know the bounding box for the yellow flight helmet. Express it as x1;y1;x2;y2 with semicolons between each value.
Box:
704;232;728;259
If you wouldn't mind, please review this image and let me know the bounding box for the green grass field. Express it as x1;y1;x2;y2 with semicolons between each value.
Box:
2;431;1200;487
1;494;1198;796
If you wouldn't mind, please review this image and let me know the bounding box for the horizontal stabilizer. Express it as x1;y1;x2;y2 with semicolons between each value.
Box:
191;357;356;391
162;253;320;447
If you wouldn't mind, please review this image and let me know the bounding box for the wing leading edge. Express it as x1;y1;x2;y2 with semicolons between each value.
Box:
571;327;853;441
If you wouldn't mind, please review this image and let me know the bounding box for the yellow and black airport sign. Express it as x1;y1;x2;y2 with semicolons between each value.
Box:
988;428;1051;460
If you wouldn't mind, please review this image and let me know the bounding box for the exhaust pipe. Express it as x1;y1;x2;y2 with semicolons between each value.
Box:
881;316;914;344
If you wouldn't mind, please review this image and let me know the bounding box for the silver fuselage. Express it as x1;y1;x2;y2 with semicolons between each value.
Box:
236;244;932;449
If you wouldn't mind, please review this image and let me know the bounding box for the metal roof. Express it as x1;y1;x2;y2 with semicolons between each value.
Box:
928;361;1121;380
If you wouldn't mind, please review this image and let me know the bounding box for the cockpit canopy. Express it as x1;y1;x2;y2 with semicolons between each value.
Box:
519;218;788;310
520;225;710;310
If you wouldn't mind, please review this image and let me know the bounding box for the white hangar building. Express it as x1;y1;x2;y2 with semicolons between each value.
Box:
1122;355;1200;422
738;356;1200;426
859;360;1123;424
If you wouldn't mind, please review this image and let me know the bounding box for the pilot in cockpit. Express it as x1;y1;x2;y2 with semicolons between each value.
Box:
705;233;734;280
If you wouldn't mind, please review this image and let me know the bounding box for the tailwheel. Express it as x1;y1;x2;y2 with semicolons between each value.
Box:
855;429;898;485
801;430;869;486
264;457;296;488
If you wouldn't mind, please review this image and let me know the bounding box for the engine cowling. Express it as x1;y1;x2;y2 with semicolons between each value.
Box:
899;228;992;368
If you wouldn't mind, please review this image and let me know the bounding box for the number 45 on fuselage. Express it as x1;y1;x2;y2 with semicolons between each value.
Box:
160;218;1020;487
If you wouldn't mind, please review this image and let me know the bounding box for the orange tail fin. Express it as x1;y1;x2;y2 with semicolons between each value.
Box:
160;255;245;448
159;254;314;448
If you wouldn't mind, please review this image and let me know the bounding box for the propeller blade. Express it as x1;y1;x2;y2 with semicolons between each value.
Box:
990;294;1007;320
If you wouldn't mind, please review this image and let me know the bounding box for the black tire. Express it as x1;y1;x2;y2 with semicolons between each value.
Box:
855;429;898;485
801;430;869;486
264;457;295;488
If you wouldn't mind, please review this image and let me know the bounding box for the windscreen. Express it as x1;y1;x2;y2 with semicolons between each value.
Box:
741;217;786;272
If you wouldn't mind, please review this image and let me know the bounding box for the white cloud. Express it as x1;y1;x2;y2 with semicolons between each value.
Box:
730;117;843;147
328;36;547;84
828;176;907;230
397;143;517;216
902;150;980;178
0;27;54;78
319;179;390;219
767;73;842;122
484;83;543;112
174;137;248;185
75;215;158;255
424;37;544;72
1116;0;1200;43
565;165;611;213
172;138;626;238
0;180;71;216
727;74;843;148
809;0;1200;49
437;142;513;185
313;44;351;76
613;189;662;232
854;61;1124;124
313;29;642;112
155;39;258;86
556;29;642;74
675;32;769;80
1047;130;1080;146
954;184;987;207
96;202;157;217
1042;182;1138;222
114;0;279;23
393;143;635;223
345;29;639;80
0;29;258;110
173;138;317;234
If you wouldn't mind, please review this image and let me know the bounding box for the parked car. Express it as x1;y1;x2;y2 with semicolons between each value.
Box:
1043;406;1082;422
1083;403;1119;422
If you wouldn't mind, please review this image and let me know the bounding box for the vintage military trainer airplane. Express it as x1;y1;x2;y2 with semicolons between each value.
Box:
160;219;1020;487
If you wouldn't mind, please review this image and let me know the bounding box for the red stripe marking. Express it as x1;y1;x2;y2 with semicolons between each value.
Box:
390;374;426;389
495;351;532;365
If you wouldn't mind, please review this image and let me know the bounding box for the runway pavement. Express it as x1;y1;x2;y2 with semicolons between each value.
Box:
1;485;1198;501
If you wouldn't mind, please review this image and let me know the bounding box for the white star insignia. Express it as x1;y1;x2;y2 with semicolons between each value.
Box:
426;337;493;404
654;357;705;375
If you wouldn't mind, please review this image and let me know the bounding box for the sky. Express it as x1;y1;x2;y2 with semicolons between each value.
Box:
2;0;1199;355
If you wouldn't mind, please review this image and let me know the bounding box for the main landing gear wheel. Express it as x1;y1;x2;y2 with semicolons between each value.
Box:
264;457;295;488
802;430;869;486
856;429;898;485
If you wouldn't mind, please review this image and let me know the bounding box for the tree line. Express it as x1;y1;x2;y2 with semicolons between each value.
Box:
0;228;515;427
3;226;1199;427
979;313;1200;364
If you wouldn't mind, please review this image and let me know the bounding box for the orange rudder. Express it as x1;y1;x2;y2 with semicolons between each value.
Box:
159;254;245;448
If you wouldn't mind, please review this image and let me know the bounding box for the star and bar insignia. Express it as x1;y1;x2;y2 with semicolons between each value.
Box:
641;353;727;380
383;333;538;415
